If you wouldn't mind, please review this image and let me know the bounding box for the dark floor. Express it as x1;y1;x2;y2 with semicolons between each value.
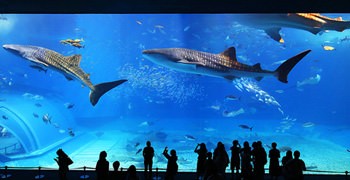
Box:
0;169;349;180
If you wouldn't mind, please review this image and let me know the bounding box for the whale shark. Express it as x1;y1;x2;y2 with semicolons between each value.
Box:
142;47;311;83
3;44;127;106
235;13;350;42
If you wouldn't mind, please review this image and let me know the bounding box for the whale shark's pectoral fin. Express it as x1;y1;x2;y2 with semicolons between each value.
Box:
27;56;49;67
65;55;82;67
264;27;282;42
178;59;205;66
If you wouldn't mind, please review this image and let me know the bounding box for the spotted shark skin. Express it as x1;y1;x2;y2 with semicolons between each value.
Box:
143;47;311;83
3;44;127;106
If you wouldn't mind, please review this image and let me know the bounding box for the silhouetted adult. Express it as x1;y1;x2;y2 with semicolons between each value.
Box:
213;142;229;178
285;150;306;180
110;160;121;180
163;147;178;180
203;152;216;180
269;142;280;180
230;140;241;180
240;141;252;180
96;151;109;180
125;165;140;180
281;150;293;179
252;141;267;180
143;141;154;180
194;143;208;180
54;148;73;180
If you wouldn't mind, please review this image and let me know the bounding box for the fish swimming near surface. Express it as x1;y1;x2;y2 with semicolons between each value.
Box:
239;125;253;131
33;113;39;118
42;113;51;124
136;148;142;155
184;135;196;141
64;102;74;109
2;115;8;120
297;74;321;90
3;44;127;106
235;13;350;42
143;47;311;83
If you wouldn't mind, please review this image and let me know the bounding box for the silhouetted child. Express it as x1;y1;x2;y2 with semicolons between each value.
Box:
213;142;229;178
54;148;73;180
285;150;306;180
163;147;178;180
96;151;109;180
203;152;215;180
194;143;208;180
281;150;293;179
240;141;252;180
269;142;281;180
125;165;140;180
143;141;154;180
110;160;121;180
230;140;241;180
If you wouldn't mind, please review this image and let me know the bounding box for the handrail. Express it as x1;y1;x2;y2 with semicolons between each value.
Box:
0;166;348;175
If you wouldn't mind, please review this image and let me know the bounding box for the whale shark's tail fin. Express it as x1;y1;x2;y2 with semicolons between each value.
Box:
89;79;127;106
275;50;311;83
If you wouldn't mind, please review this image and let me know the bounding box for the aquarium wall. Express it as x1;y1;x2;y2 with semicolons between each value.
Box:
0;14;349;173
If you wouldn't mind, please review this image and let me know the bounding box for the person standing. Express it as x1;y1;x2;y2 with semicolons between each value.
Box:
96;151;109;180
143;141;155;180
230;140;241;180
54;149;73;180
269;142;281;180
285;150;306;180
194;143;208;180
163;147;178;180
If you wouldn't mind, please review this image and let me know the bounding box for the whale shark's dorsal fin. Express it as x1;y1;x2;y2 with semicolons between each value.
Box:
220;47;237;62
65;55;82;66
253;63;262;71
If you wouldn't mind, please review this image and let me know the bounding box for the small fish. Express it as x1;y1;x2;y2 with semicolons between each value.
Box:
210;105;220;110
59;129;66;134
2;115;8;120
30;65;47;73
52;123;60;128
238;125;253;131
135;142;140;148
204;127;216;132
64;103;74;109
275;90;284;93
322;45;335;51
136;148;142;155
184;135;196;141
155;25;164;29
33;113;39;118
302;122;315;128
136;20;142;25
35;103;42;107
68;128;75;137
42;113;51;124
279;38;285;44
225;95;240;101
183;26;190;32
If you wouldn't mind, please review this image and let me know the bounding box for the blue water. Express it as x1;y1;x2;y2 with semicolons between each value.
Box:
0;14;350;173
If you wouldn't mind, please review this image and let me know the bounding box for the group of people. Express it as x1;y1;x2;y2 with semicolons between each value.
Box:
193;140;306;180
54;140;306;180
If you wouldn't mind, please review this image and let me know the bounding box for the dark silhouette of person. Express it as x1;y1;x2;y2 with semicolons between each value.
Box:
109;160;121;180
54;148;73;180
252;141;267;180
281;150;293;179
163;147;178;180
269;142;281;180
194;143;208;180
96;151;109;180
143;141;154;180
240;141;252;180
230;140;241;180
285;150;306;180
203;152;216;180
125;165;140;180
213;142;229;178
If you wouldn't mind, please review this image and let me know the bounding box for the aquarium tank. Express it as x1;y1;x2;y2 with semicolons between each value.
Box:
0;14;349;174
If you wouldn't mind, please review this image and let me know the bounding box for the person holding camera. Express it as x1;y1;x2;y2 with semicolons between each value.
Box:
163;147;178;180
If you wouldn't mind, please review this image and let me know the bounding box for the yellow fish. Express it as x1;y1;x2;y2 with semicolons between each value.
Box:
323;45;335;51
